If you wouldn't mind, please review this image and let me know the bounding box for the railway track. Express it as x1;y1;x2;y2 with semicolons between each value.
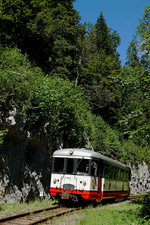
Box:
128;194;147;201
0;205;82;225
0;194;147;224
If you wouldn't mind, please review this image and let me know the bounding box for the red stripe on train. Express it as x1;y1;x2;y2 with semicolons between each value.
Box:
50;188;129;201
50;188;100;200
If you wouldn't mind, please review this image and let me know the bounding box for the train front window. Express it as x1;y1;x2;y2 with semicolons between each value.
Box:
66;158;74;174
76;159;89;175
54;158;64;173
53;158;90;175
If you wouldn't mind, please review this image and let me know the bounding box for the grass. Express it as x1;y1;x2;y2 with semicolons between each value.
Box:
0;199;55;215
1;200;150;225
76;201;150;225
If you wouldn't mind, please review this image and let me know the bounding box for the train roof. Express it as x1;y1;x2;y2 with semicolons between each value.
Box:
53;148;130;170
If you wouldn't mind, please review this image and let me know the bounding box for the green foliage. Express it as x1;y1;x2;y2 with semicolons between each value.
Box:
75;12;121;121
95;12;120;56
120;140;150;165
26;76;90;147
0;0;85;77
84;114;121;158
115;67;150;146
126;39;140;68
78;202;148;225
136;6;150;68
0;45;121;157
0;129;8;145
0;199;54;214
0;46;43;120
26;75;121;154
140;195;150;220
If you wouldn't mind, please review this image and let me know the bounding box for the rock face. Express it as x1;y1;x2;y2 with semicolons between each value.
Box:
130;163;150;194
0;127;52;204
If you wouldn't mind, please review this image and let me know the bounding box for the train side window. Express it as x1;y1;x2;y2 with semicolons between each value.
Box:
116;168;120;180
91;161;99;176
120;169;124;180
125;170;130;180
54;158;64;173
114;167;118;180
109;166;115;179
118;169;121;179
76;159;89;175
104;164;114;178
104;164;109;178
124;171;127;180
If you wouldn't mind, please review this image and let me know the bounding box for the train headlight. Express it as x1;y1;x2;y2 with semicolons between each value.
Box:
53;178;56;184
83;180;86;186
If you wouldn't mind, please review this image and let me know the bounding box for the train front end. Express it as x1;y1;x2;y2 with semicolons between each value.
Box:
50;149;101;202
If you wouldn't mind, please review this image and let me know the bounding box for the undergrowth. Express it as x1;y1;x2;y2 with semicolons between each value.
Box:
76;201;150;225
0;200;55;215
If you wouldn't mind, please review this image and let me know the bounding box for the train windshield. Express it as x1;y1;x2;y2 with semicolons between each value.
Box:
53;157;90;175
54;158;64;173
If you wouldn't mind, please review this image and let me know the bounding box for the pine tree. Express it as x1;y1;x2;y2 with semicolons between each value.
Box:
95;12;114;55
126;40;140;68
76;12;121;122
136;6;150;69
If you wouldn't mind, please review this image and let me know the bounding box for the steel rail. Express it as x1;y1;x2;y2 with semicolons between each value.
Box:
0;206;82;225
0;205;59;224
128;194;147;201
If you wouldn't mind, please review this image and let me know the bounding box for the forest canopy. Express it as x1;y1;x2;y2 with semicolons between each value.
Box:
0;1;149;165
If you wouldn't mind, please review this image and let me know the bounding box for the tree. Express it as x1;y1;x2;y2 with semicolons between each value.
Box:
126;39;140;68
26;76;90;148
118;6;150;147
95;12;114;55
0;46;43;122
136;6;150;69
75;12;121;123
0;0;85;78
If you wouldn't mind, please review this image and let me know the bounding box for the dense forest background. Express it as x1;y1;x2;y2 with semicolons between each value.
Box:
0;0;149;165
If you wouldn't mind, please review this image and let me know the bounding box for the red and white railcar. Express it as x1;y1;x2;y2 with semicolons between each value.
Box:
50;148;130;202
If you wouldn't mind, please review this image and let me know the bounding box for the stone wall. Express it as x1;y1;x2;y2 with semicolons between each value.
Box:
130;163;150;194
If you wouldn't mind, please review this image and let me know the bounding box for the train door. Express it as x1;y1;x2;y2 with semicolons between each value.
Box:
90;160;103;202
97;161;104;202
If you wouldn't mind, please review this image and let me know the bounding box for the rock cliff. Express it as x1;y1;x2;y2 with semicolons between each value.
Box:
130;163;150;194
0;126;52;204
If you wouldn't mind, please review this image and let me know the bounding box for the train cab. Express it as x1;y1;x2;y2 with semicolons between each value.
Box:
50;148;130;203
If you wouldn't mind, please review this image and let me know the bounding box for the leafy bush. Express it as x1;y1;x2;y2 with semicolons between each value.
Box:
26;75;122;154
139;195;150;220
120;140;150;165
0;46;43;120
84;113;121;158
26;76;90;147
